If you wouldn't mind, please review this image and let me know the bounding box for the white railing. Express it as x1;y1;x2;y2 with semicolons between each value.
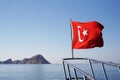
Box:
62;58;120;80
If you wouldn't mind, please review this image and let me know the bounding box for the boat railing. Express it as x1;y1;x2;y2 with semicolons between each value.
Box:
62;58;120;80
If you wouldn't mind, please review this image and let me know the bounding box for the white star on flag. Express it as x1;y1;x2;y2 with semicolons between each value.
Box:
82;29;88;36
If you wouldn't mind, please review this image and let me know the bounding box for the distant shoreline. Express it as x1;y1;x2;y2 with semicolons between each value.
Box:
0;54;50;64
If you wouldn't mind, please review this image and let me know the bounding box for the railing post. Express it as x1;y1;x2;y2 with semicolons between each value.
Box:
101;63;108;80
89;59;95;79
83;75;87;80
63;61;68;80
74;68;78;80
118;66;120;74
67;64;71;80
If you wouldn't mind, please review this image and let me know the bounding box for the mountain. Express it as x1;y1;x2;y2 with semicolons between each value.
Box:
0;54;50;64
0;59;13;64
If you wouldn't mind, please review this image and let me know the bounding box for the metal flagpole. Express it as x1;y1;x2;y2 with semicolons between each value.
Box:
70;19;74;58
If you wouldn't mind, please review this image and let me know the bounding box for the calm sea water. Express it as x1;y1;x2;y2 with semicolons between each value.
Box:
0;64;119;80
0;64;64;80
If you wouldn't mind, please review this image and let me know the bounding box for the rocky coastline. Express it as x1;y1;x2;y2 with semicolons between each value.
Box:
0;54;50;64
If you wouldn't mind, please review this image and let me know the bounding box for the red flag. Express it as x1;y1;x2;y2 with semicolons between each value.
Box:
71;20;104;49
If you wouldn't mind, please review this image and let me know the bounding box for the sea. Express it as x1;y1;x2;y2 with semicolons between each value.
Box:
0;64;119;80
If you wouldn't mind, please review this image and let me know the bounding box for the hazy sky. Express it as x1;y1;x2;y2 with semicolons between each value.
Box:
0;0;120;63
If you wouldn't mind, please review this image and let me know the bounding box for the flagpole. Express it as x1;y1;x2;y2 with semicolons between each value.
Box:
70;19;74;58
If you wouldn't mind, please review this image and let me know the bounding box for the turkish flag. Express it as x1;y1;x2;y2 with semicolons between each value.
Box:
71;20;104;49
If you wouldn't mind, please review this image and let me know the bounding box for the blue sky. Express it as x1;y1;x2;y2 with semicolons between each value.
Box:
0;0;120;63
